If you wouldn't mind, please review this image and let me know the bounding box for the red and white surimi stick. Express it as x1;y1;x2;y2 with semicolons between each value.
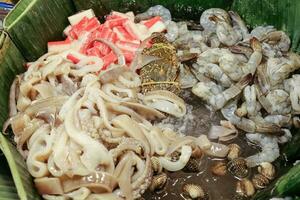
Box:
68;9;95;25
48;38;72;52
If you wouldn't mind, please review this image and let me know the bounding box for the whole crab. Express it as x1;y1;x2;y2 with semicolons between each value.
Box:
140;34;180;94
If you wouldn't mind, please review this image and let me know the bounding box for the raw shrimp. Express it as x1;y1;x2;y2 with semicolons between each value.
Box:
192;74;252;110
165;21;179;42
277;129;292;143
178;64;198;89
265;89;291;114
256;83;291;115
228;11;249;41
221;100;284;135
246;133;280;167
200;8;230;32
256;63;271;94
174;32;209;54
135;5;171;22
229;44;253;59
209;15;241;46
262;31;291;52
198;48;231;63
219;37;262;81
206;32;221;48
284;74;300;113
250;25;276;41
176;22;189;35
267;52;300;87
264;114;292;127
192;60;233;87
262;42;282;58
243;85;257;116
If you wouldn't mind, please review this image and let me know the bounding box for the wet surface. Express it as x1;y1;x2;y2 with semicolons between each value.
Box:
144;90;259;200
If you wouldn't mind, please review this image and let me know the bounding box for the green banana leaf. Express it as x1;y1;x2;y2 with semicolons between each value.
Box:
231;0;300;53
0;32;25;131
0;134;41;200
0;155;19;200
3;0;76;61
72;0;233;20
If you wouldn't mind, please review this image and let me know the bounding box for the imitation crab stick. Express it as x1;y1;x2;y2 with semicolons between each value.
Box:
142;16;163;28
48;38;72;52
48;9;166;70
68;9;95;25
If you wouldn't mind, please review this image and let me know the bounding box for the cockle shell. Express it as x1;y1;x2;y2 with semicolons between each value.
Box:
227;158;249;179
182;183;209;200
211;161;227;176
257;162;275;180
252;174;270;189
149;173;168;192
236;179;255;197
151;156;163;174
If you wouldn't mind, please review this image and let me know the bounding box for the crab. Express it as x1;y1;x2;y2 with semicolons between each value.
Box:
140;35;180;94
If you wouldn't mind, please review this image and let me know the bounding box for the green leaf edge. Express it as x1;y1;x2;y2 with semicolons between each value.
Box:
0;134;41;200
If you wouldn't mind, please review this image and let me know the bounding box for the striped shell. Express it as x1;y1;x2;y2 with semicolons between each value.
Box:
236;179;255;197
182;183;209;200
211;161;227;176
227;158;249;179
232;194;248;200
257;162;275;180
183;158;203;173
149;173;168;192
151;156;163;174
252;174;269;189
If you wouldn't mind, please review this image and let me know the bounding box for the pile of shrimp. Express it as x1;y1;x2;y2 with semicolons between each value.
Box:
137;6;300;166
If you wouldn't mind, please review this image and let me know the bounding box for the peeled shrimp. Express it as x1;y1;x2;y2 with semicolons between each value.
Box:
165;21;179;42
192;74;252;110
221;100;283;135
243;85;257;117
210;15;241;46
262;31;291;52
200;8;230;32
285;74;300;113
219;37;262;81
264;114;292;127
267;52;300;87
228;11;249;41
250;25;276;41
192;60;232;87
246;133;280;167
135;5;171;22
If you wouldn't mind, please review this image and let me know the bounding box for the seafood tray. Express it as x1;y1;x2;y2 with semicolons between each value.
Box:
0;0;300;200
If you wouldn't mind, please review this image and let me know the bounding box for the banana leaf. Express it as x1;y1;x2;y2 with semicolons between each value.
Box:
231;0;300;52
0;32;25;131
0;155;19;200
3;0;76;61
0;134;41;200
73;0;233;20
0;0;300;199
73;0;300;52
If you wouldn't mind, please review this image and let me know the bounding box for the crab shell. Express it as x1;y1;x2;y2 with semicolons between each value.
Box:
140;41;180;93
